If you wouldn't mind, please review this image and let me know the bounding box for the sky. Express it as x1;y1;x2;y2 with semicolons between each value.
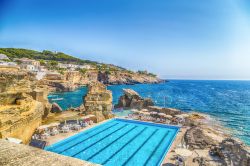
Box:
0;0;250;80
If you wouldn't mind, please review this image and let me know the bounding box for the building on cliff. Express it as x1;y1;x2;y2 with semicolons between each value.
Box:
0;54;9;60
18;58;41;72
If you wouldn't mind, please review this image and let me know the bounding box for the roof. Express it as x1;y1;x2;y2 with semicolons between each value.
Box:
0;54;9;60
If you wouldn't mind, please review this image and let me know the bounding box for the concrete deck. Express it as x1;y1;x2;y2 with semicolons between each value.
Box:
0;139;100;166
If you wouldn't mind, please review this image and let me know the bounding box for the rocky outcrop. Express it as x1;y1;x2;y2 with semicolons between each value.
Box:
98;71;162;85
147;106;182;116
43;70;162;92
0;67;51;143
216;138;250;166
51;103;63;113
83;81;113;122
115;89;154;109
184;126;216;150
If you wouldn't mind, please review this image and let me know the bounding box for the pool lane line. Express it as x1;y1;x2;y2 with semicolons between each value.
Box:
121;129;159;166
72;124;129;157
57;123;120;154
101;127;148;165
86;125;138;161
142;131;170;166
49;121;118;151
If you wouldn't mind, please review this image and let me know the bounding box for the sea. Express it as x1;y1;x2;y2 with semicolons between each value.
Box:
48;80;250;146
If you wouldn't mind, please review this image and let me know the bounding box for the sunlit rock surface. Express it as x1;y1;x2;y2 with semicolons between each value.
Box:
83;81;113;122
0;67;50;143
115;88;154;109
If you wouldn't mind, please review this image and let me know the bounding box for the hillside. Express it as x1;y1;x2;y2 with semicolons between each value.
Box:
0;48;157;76
0;48;162;87
0;48;98;65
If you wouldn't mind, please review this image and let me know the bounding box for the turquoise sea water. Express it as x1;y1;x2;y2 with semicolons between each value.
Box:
46;118;179;166
48;80;250;145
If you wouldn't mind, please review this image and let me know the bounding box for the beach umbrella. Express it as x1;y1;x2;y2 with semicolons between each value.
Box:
158;113;167;117
164;115;173;119
175;114;189;119
141;109;148;112
143;112;150;115
150;112;158;115
47;122;60;128
87;114;95;118
131;109;140;114
37;125;49;130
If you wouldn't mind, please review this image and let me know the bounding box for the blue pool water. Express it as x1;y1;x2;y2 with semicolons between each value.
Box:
48;80;250;145
45;119;179;166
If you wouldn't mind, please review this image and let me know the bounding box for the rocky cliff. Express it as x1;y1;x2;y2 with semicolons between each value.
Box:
115;89;154;109
43;70;162;92
0;67;51;143
97;71;162;85
83;81;113;122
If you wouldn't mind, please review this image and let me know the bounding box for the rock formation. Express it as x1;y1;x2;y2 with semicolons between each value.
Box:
83;81;113;122
115;89;154;109
147;106;182;116
51;103;63;113
184;126;216;150
42;70;162;92
217;138;250;166
0;67;51;143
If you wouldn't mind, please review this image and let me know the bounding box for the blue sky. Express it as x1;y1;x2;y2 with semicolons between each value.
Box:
0;0;250;79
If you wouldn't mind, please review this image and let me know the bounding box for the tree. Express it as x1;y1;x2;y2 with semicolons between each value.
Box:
39;59;46;66
77;68;87;75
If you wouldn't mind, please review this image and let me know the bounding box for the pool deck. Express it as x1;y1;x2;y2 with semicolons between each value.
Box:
45;118;184;166
0;139;100;166
45;119;110;146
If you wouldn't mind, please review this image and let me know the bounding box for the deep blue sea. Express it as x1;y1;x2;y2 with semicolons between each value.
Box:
48;80;250;146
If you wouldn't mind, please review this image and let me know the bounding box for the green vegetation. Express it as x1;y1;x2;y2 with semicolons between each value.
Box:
137;70;157;77
0;48;157;77
77;68;88;75
0;48;96;65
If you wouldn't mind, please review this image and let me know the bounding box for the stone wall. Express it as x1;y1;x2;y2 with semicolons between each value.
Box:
83;81;113;122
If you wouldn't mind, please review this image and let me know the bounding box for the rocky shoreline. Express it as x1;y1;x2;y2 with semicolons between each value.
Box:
43;70;163;92
115;88;250;165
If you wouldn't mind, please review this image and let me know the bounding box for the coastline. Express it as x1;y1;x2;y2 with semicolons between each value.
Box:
48;81;250;147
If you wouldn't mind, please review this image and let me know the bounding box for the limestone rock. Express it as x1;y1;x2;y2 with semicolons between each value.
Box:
218;138;250;166
0;67;50;143
184;126;216;150
147;106;182;116
115;89;154;109
83;81;113;122
51;103;63;113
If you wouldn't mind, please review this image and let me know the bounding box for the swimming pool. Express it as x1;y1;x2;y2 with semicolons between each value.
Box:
45;119;179;166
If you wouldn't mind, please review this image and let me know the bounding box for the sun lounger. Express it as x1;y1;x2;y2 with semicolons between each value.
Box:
61;126;70;133
29;139;47;149
175;155;185;166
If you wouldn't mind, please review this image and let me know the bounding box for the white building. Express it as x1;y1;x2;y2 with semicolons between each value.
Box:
18;58;40;72
0;61;17;67
78;64;92;69
0;54;9;60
